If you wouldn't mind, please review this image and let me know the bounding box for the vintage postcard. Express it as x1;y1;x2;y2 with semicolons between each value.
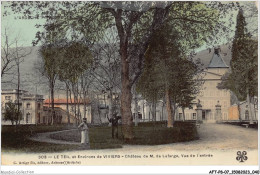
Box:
1;1;259;174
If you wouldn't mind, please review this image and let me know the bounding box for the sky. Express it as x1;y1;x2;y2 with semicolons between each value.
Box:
0;1;258;97
1;3;45;47
1;1;258;50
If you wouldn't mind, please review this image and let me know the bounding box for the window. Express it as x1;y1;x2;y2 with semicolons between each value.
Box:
192;113;196;120
26;103;31;109
38;103;41;109
38;113;41;123
245;110;249;120
5;96;11;100
26;113;31;124
179;113;183;120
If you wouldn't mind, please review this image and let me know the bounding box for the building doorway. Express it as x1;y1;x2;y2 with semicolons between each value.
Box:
245;110;249;120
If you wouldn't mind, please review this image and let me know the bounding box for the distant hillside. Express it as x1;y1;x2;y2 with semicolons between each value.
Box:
1;44;233;98
1;46;50;96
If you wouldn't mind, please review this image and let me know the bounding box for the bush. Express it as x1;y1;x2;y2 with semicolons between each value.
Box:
126;121;198;145
1;124;78;153
1;121;199;152
50;121;199;146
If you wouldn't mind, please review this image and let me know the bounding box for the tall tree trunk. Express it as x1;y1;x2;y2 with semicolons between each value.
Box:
161;101;164;121
120;43;133;139
165;87;174;127
251;97;257;120
148;104;151;122
17;60;20;125
98;101;102;124
172;101;176;123
50;80;55;125
237;102;241;122
77;83;81;122
142;100;145;122
72;84;78;124
182;107;185;121
134;98;139;126
66;83;70;124
83;92;87;119
152;100;156;121
68;87;74;124
134;86;139;126
108;90;113;121
16;41;21;125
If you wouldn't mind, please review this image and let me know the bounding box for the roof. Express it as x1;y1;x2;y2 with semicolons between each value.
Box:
193;45;231;69
44;98;91;104
208;49;229;68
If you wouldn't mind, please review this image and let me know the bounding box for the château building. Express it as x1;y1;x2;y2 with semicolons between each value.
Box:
135;47;233;123
1;89;44;125
179;48;231;122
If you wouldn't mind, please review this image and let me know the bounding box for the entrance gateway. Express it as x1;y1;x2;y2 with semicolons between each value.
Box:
202;109;216;123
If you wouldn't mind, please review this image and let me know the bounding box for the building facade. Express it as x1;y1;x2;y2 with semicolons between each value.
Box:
133;48;232;123
239;98;258;122
176;48;231;123
1;89;44;125
44;98;92;123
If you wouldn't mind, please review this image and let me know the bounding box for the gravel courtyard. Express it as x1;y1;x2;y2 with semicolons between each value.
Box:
122;123;258;151
2;123;258;166
30;123;258;151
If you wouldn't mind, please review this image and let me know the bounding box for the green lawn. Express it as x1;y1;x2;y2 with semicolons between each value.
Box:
1;124;79;153
2;122;199;153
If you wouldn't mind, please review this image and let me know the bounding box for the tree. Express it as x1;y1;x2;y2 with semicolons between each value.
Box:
1;28;17;78
1;26;31;124
3;102;22;126
5;1;237;139
219;9;257;124
37;27;65;125
58;40;93;124
136;3;212;127
91;27;121;122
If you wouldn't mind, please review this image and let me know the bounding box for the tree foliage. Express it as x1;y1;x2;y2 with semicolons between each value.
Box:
136;2;215;126
4;1;239;137
3;102;22;125
218;9;258;101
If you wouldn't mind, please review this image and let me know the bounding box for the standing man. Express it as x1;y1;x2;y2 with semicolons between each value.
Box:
107;112;121;139
78;118;90;148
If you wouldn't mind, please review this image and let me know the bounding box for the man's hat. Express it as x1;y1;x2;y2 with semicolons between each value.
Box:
83;118;87;121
